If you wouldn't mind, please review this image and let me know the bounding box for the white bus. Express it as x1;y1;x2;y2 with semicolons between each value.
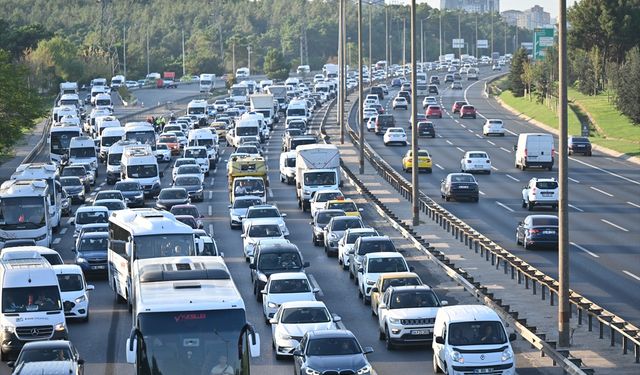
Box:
49;124;82;164
187;99;208;120
0;180;51;248
11;163;62;230
108;209;198;307
124;122;157;152
125;256;260;375
120;145;161;197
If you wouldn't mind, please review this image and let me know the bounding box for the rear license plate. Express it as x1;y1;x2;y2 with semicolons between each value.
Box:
543;230;555;234
474;165;483;168
458;185;469;189
411;329;429;335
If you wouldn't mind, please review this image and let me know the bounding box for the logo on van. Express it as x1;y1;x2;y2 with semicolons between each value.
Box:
480;354;485;360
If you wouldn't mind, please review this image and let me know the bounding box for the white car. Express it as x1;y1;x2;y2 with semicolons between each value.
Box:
92;189;125;204
460;151;492;174
337;228;378;270
73;206;109;237
213;99;228;112
483;119;505;136
262;272;318;322
366;115;377;132
270;300;341;359
363;108;378;119
53;264;94;321
172;164;204;184
363;99;377;108
242;204;289;237
309;189;344;218
92;198;127;215
383;128;408;146
392;97;408;110
357;252;411;304
521;177;559;210
241;219;285;261
155;143;172;162
422;96;437;109
377;285;447;349
183;146;210;176
171;158;198;181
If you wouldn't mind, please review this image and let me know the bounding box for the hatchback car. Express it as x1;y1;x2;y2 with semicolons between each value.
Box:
348;236;398;282
262;272;318;322
460;151;491;174
521;178;559;210
92;199;126;215
483;118;505;136
516;214;558;249
74;231;108;276
402;149;432;173
451;81;463;90
309;190;344;218
228;195;263;229
417;121;436;138
383;128;408;146
8;340;84;374
357;252;411;304
440;173;479;202
324;199;362;217
444;74;454;83
451;101;467;113
422;96;437;109
293;330;373;375
242;219;285;261
338;228;379;270
392;96;408;110
54;264;94;321
425;105;442;119
459;105;476;119
172;175;204;202
311;209;346;246
323;216;365;256
60;176;86;203
370;272;423;316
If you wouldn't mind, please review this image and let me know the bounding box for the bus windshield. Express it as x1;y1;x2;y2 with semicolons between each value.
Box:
101;136;122;148
0;196;46;229
125;165;158;179
231;87;247;97
50;131;79;155
236;127;258;136
69;147;95;158
287;108;306;117
133;234;195;259
125;131;155;147
136;309;247;375
188;107;206;115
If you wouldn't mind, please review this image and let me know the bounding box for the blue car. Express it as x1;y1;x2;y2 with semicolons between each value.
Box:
516;215;558;249
75;232;108;276
391;78;402;87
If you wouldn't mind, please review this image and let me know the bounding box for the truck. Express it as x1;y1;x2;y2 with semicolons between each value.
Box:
199;73;215;93
295;144;341;211
59;82;78;96
250;94;275;130
323;63;339;79
266;85;288;111
0;180;52;248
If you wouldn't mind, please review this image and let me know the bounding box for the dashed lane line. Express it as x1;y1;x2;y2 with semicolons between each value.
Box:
568;177;580;183
59;228;67;235
568;204;584;212
53;238;61;245
435;164;444;170
571;242;599;258
475;134;483;138
623;270;640;282
601;219;628;232
487;140;496;146
590;186;613;197
500;147;512;153
627;201;640;209
456;147;465;153
491;166;499;171
446;140;453;145
208;205;213;216
505;174;520;182
496;201;515;212
307;274;324;299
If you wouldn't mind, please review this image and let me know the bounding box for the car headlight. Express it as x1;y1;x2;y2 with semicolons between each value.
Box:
54;322;66;332
366;279;375;286
75;295;86;304
304;367;321;375
76;257;87;263
135;193;144;199
357;364;372;374
501;348;514;362
278;332;291;340
34;233;48;242
267;302;278;308
451;350;464;363
196;188;204;194
329;233;338;240
91;161;97;169
3;325;15;334
303;190;311;195
388;317;401;324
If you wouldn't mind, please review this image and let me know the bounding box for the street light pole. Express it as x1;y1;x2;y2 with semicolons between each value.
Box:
368;0;372;88
247;45;252;74
410;0;419;226
338;0;343;143
457;12;461;58
123;25;127;77
358;0;364;174
182;28;186;78
146;29;150;76
402;16;406;78
385;6;389;77
420;19;424;64
475;12;478;59
439;10;443;58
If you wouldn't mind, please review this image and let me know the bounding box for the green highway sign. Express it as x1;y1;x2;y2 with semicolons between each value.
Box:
534;27;555;61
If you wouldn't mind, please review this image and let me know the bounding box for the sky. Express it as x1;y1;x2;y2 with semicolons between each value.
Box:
408;1;581;19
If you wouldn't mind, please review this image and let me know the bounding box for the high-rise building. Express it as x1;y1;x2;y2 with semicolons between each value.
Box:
440;0;499;14
521;5;551;29
501;10;522;26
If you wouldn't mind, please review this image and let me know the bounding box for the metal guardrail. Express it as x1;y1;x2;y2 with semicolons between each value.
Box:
318;89;640;372
23;94;60;164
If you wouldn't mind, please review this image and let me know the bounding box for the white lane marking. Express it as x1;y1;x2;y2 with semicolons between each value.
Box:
454;119;460;124
475;133;483;138
568;204;584;212
487;140;496;146
456;147;465;153
446;140;453;145
460;124;466;128
623;270;640;282
505;174;520;182
568;177;580;183
500;147;512;153
463;72;506;119
627;201;640;209
208;223;215;236
496;201;515;212
99;182;106;187
59;228;67;235
213;167;218;174
569;156;640;186
208;205;213;216
590;186;613;197
491;166;499;171
53;238;61;245
94;187;101;192
505;128;517;136
467;129;474;133
437;134;443;138
210;177;215;185
268;188;274;198
307;274;324;298
435;164;444;170
601;219;629;232
571;242;599;258
208;191;213;200
479;190;486;196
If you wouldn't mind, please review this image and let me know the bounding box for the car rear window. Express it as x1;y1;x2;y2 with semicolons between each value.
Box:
532;217;558;226
468;153;487;158
572;137;589;143
536;181;558;189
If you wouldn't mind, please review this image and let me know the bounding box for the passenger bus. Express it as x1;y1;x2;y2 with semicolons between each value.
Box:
108;209;198;307
126;256;260;375
124;123;157;152
0;180;51;248
11;163;62;230
49;124;82;164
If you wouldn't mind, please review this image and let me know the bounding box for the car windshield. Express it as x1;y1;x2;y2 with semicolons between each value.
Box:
185;149;207;158
381;277;421;292
247;208;279;218
269;279;311;294
451;175;476;183
76;210;108;224
327;201;357;212
258;252;302;271
2;286;62;313
536;181;558;189
248;224;282;237
126;164;158;178
116;182;140;191
316;192;342;203
389;290;439;309
159;189;187;199
236;146;258;154
178;166;201;174
57;274;84;292
367;257;407;273
358;239;396;255
176;216;197;228
280;307;330;324
572;137;589;143
97;201;125;211
346;231;375;244
331;218;362;231
61;177;82;187
17;347;72;363
316;211;344;226
79;236;108;251
307;337;361;356
176;176;202;186
62;166;86;177
172;206;199;217
233;198;262;209
175;159;196;167
448;321;507;346
69;147;95;158
96;192;122;200
531;217;558;226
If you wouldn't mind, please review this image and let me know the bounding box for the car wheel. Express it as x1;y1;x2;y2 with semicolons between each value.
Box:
522;200;527;208
358;285;363;299
516;233;521;245
379;327;386;340
524;239;529;250
82;310;90;323
548;165;553;171
433;353;443;373
349;269;354;279
385;326;395;350
473;196;479;202
587;151;592;156
527;202;535;211
445;195;450;201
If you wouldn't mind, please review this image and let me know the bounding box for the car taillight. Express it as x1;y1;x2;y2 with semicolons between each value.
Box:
529;229;541;234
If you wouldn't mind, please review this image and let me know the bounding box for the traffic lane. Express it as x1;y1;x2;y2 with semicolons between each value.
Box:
130;83;201;108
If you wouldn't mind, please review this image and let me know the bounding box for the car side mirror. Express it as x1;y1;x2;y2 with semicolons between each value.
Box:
358;208;364;212
513;145;517;151
332;314;342;322
371;287;379;293
269;318;278;325
86;285;95;291
292;349;303;357
240;234;246;238
228;205;232;209
281;213;287;218
312;288;320;294
303;261;310;268
249;263;256;269
309;221;314;225
7;361;14;368
434;336;445;345
78;359;85;365
441;300;449;306
409;266;415;272
362;346;374;355
509;333;517;342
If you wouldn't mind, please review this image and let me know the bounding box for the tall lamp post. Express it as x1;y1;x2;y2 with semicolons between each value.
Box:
358;0;364;174
410;0;419;226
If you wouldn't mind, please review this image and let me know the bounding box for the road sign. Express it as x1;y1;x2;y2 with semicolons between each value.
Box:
534;28;554;60
477;39;488;49
452;38;464;49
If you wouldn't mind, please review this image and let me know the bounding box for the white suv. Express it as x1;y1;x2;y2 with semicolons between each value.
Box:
357;252;411;304
377;285;447;350
521;177;559;211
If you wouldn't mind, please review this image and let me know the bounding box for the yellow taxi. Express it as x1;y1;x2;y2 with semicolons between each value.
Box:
370;272;423;316
209;121;227;139
402;148;432;173
324;198;363;217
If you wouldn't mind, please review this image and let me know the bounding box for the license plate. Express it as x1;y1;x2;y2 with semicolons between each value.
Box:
91;265;106;270
474;369;493;374
411;329;430;335
576;145;585;147
474;165;483;168
543;230;555;234
458;185;469;189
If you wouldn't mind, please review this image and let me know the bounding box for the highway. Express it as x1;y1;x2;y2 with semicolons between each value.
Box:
350;67;640;326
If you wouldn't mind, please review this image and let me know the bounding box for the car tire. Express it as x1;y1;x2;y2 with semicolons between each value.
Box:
522;200;527;208
524;240;529;250
385;326;395;350
548;165;553;171
83;310;90;323
349;269;354;279
527;202;535;211
379;327;386;340
358;286;363;299
445;195;450;202
516;233;522;245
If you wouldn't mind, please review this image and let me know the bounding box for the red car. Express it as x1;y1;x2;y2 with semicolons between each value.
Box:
425;105;442;119
451;101;467;114
459;105;477;119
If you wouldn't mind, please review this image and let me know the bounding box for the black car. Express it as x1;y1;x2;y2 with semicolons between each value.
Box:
114;180;145;207
8;340;84;374
370;86;384;100
391;78;402;87
249;242;309;300
348;236;398;280
75;232;108;276
375;114;396;135
568;136;592;156
444;74;454;83
397;90;411;104
440;173;479;202
516;214;558;249
173;175;204;202
427;84;439;95
418;121;436;138
293;330;373;375
155;187;190;210
60;176;86;204
311;209;346;246
429;76;440;85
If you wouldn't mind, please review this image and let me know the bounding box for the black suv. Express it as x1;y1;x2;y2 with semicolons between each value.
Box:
418;122;436;138
375;114;396;135
370;86;384;100
250;242;309;300
429;76;440;85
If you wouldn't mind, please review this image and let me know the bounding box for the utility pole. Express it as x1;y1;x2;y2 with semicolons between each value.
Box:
232;43;236;74
475;12;478;59
439;10;443;58
458;12;461;58
358;0;364;174
491;4;494;56
368;0;372;88
247;45;252;74
385;6;389;78
558;0;570;349
146;29;150;76
410;0;419;226
181;28;186;78
123;25;127;77
402;16;406;78
420;19;424;64
504;24;508;54
300;36;304;66
338;0;343;143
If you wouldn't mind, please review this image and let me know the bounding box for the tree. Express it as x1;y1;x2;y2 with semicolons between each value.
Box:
521;61;535;101
263;48;290;81
24;36;83;92
0;50;45;154
508;48;528;97
610;47;640;124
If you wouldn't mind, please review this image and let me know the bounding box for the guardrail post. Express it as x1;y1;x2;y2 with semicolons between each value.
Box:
517;270;522;284
532;280;537;295
588;314;593;331
635;343;639;363
525;276;529;289
600;321;604;339
474;241;479;253
623;335;628;355
511;265;515;279
491;253;495;266
504;261;508;274
610;327;615;347
550;291;554;306
541;285;546;301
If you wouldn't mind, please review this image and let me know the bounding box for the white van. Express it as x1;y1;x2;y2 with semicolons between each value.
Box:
99;127;125;163
432;305;516;375
236;67;250;78
187;128;219;165
120;144;162;197
94;115;121;138
0;248;68;360
514;133;555;171
68;136;98;173
279;151;296;184
106;140;139;185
